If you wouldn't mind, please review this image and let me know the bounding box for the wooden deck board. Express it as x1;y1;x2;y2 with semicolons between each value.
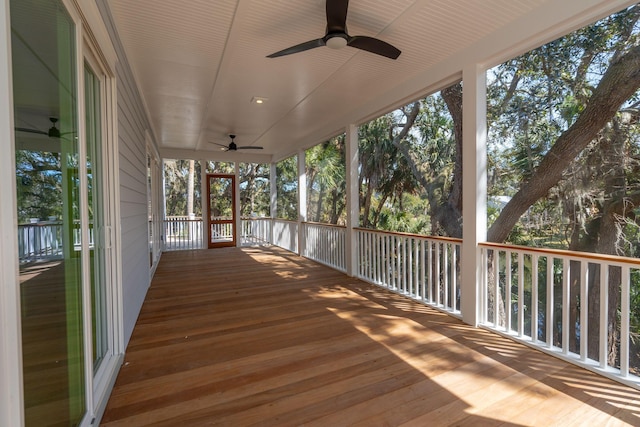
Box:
101;247;640;426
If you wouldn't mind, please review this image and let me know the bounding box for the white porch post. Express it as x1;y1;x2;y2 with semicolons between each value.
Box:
234;162;241;247
345;124;359;277
0;0;23;424
270;162;277;245
297;150;307;256
200;159;208;249
461;64;487;326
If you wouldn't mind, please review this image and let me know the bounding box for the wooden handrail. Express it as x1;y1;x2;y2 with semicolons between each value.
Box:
302;221;347;229
480;241;640;266
354;227;463;244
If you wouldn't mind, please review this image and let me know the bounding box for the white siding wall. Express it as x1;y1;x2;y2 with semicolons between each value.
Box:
97;0;155;346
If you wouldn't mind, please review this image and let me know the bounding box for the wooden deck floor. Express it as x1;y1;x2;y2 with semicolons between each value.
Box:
101;247;640;426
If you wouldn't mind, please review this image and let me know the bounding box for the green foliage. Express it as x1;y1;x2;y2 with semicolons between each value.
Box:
276;156;297;220
239;163;270;217
306;135;346;224
16;150;64;223
358;90;458;236
488;4;640;256
164;159;202;217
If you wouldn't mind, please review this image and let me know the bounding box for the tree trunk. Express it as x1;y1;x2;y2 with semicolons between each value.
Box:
362;181;374;228
441;82;463;217
315;186;325;222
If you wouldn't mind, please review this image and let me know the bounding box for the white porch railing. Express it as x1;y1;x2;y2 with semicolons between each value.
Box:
164;217;275;250
209;218;233;244
355;228;462;316
480;242;640;388
302;222;346;272
18;221;93;263
241;218;272;246
18;222;63;262
164;216;203;250
272;219;298;253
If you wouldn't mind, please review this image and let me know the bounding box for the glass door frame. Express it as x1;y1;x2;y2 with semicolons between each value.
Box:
207;173;237;248
80;44;123;422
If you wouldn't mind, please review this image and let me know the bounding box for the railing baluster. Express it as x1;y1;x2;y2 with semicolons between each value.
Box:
395;235;399;290
373;231;377;282
505;251;512;333
452;243;458;312
427;240;433;303
445;242;449;308
407;237;413;296
532;254;539;343
493;249;500;327
621;266;630;377
420;239;426;301
402;237;408;294
599;263;608;369
547;256;554;349
381;234;386;286
435;242;441;306
580;260;589;361
562;257;570;355
518;251;524;337
415;238;419;297
374;232;380;284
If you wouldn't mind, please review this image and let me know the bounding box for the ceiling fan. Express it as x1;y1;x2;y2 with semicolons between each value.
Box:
212;135;264;152
266;0;401;60
15;117;66;138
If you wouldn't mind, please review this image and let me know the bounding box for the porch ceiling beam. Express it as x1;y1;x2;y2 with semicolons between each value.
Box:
159;147;271;164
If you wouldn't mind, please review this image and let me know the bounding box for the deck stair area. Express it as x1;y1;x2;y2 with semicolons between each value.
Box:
101;247;640;426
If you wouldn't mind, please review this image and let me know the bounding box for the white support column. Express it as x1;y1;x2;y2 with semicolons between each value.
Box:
0;1;24;425
461;64;487;327
234;162;241;247
297;150;307;256
345;124;359;277
200;159;208;249
270;162;277;245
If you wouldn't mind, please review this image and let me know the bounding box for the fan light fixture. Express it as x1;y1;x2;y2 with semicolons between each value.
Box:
48;117;60;138
326;35;348;49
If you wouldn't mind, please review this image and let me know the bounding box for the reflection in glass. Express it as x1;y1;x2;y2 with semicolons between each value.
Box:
12;0;85;425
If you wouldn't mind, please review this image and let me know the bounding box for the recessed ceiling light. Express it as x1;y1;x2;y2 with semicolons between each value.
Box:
251;96;268;105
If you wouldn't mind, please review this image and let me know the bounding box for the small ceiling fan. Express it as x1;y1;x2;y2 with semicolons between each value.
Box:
15;117;66;138
266;0;401;60
212;135;264;152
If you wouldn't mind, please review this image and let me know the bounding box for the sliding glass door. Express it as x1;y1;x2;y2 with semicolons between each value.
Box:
11;0;118;425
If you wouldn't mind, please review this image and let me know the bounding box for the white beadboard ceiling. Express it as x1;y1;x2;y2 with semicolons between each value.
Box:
105;0;627;162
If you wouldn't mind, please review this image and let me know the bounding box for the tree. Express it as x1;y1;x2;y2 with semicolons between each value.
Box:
306;136;346;224
164;159;201;217
276;156;298;220
239;163;270;217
